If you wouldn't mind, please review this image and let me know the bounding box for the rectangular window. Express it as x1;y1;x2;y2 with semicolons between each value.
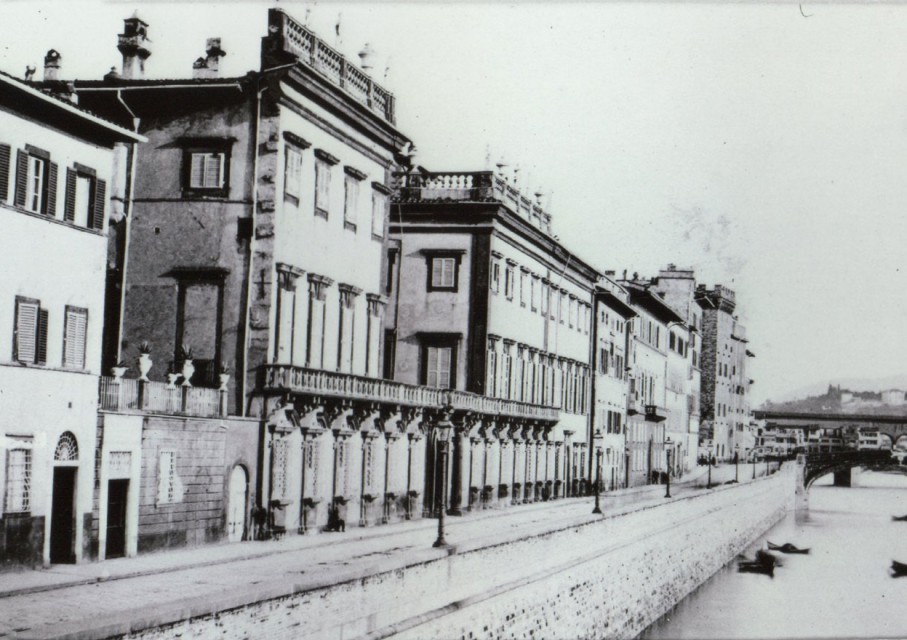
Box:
426;346;452;388
26;156;45;213
371;190;387;239
63;306;88;369
157;451;178;505
519;271;528;307
4;447;31;513
16;147;57;216
189;152;225;190
13;297;47;365
541;283;549;316
531;277;539;312
284;146;303;200
431;257;456;289
65;165;105;230
491;261;501;293
505;265;515;300
314;160;331;217
343;175;359;231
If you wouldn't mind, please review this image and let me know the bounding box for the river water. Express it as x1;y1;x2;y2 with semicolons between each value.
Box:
642;471;907;640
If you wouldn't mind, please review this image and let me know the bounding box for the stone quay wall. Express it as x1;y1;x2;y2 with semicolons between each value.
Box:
127;466;797;640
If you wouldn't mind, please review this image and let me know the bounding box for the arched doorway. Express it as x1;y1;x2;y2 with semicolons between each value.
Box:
50;432;79;564
227;465;248;542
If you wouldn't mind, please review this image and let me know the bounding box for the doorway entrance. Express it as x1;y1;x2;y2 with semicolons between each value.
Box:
106;479;129;558
50;467;76;564
227;466;247;542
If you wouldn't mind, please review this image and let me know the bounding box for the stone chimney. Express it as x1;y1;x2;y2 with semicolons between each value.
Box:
192;38;226;79
117;12;152;79
43;49;62;81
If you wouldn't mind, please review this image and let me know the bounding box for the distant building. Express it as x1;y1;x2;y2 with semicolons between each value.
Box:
695;284;753;460
0;67;143;569
882;389;905;406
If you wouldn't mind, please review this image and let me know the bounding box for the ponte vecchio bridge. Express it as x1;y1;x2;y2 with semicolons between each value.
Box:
754;410;907;489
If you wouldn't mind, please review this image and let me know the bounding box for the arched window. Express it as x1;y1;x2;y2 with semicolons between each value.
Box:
54;432;79;462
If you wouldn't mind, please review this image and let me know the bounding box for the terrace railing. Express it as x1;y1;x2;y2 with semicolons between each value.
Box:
261;365;559;422
392;170;553;235
99;377;227;418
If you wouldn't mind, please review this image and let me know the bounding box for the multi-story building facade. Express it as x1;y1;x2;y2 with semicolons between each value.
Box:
0;68;143;569
592;277;635;489
388;167;597;507
649;265;702;473
69;9;422;539
622;281;679;486
696;284;753;460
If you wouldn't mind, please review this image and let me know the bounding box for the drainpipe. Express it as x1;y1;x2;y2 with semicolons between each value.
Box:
115;90;139;367
239;86;263;417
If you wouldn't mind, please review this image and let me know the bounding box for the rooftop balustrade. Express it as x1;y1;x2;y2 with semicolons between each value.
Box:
261;364;559;422
392;170;553;235
269;9;395;123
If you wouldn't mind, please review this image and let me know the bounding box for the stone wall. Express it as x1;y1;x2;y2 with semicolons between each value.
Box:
126;465;796;640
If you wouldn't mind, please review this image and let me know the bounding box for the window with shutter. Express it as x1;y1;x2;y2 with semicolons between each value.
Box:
424;251;463;292
314;160;330;217
91;179;106;230
181;143;231;197
0;144;10;203
25;156;44;213
420;335;459;389
371;190;387;239
343;175;359;231
14;298;38;363
426;346;451;388
284;147;303;200
63;306;88;369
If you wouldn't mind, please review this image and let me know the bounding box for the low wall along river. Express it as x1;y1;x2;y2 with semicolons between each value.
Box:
129;466;798;640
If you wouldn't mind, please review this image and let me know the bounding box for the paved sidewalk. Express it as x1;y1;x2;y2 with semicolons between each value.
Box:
0;465;771;639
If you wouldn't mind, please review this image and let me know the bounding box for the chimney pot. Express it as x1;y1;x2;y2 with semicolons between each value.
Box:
43;49;62;81
358;42;375;73
118;13;151;79
193;38;226;79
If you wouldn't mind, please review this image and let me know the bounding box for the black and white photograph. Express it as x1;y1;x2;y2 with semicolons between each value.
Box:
0;2;906;638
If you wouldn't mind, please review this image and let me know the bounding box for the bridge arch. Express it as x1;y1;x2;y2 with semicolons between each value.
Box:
803;451;907;490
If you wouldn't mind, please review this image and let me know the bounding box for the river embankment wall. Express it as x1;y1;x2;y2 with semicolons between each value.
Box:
125;466;796;640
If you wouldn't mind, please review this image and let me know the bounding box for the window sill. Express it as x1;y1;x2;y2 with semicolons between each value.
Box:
284;193;300;207
371;232;384;242
314;208;329;220
344;221;357;232
0;360;96;375
181;189;229;200
0;201;104;236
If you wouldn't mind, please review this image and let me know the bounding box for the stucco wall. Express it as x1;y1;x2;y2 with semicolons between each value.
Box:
124;466;797;640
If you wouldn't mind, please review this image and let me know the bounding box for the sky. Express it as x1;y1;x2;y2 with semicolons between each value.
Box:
2;1;906;404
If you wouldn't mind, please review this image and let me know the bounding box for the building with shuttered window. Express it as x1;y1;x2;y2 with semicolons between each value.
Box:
0;69;143;569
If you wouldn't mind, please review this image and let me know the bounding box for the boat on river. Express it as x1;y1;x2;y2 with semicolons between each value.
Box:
891;560;907;577
891;514;907;522
767;541;810;554
737;549;778;576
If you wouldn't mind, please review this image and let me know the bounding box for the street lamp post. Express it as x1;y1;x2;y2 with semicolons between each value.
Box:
592;429;603;514
624;445;630;489
432;412;454;548
665;437;673;499
707;445;712;489
734;444;740;483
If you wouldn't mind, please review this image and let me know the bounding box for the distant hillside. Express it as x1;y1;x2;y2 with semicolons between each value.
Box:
767;375;907;405
761;383;907;416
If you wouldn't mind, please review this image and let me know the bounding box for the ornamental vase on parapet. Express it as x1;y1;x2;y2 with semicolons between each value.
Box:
181;359;195;387
219;373;230;391
137;353;153;381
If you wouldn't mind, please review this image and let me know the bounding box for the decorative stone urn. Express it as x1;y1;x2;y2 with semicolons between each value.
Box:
137;353;153;381
181;359;195;387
